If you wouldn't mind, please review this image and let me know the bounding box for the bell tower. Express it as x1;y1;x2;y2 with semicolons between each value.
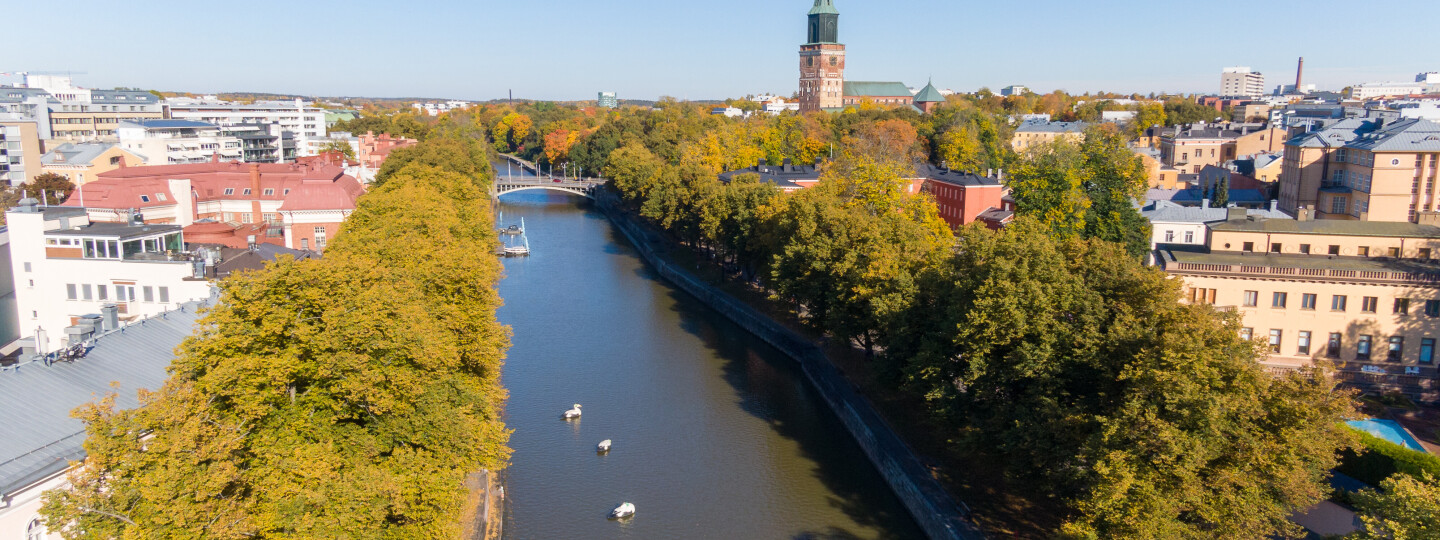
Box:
798;0;845;113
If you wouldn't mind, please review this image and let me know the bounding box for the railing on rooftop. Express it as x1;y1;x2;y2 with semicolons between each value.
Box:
1165;259;1440;285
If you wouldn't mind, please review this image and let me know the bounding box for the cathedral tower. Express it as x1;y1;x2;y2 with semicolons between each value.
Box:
798;0;845;113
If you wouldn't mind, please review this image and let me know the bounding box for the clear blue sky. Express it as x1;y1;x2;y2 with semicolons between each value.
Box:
4;0;1436;101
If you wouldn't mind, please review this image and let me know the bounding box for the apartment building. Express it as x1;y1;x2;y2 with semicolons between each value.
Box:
1159;124;1288;173
1352;82;1426;101
66;161;363;252
0;121;43;185
1010;121;1087;152
1142;200;1290;250
1156;211;1440;380
166;99;325;154
917;165;1006;229
1221;67;1266;97
48;89;166;142
117;120;243;164
1277;118;1440;223
4;201;214;352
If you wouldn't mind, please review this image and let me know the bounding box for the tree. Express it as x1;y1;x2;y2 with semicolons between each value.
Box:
22;172;76;205
1348;474;1440;539
317;140;356;161
1126;103;1167;140
1212;176;1230;208
1078;126;1152;259
1007;141;1091;238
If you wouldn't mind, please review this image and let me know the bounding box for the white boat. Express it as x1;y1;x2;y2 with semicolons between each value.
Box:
561;404;582;419
610;502;636;519
503;235;530;256
597;439;612;453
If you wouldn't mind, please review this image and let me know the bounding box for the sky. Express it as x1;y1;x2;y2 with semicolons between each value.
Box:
3;0;1437;102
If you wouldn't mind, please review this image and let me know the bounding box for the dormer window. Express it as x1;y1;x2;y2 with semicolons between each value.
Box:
156;192;167;201
139;195;150;202
263;188;275;195
223;188;235;195
283;189;290;195
243;188;252;195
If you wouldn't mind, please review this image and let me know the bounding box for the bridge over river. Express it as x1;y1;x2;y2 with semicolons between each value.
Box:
493;154;607;199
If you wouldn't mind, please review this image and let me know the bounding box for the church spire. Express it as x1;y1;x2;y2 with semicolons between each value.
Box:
806;0;839;44
809;0;839;15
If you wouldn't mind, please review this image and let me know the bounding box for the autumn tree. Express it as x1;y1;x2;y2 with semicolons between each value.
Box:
22;172;76;205
316;139;356;161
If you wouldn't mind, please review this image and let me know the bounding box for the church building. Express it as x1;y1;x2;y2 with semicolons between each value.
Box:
797;1;944;114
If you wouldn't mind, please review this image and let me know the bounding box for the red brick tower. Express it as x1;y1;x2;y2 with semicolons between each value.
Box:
798;0;845;113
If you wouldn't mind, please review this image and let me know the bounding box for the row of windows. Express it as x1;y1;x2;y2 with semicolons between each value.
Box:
1162;230;1197;243
65;283;170;303
221;187;283;196
1245;328;1436;364
1234;240;1432;259
1241;290;1440;316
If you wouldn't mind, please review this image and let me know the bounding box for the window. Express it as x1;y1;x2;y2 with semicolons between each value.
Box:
301;238;309;250
1358;335;1373;360
116;287;128;302
314;226;327;249
1333;295;1348;312
139;195;150;203
1240;328;1253;341
1300;244;1311;255
1302;294;1318;310
1165;230;1175;242
1359;246;1370;257
240;213;252;223
97;285;107;301
159;286;169;303
156;192;167;201
1328;333;1343;358
1268;330;1282;354
1395;298;1411;315
1273;292;1288;308
1428;300;1440;317
1243;291;1259;307
1388;336;1405;362
1271;243;1282;253
1422;338;1435;364
28;518;44;540
223;188;235;195
263;188;275;196
143;286;153;302
66;284;77;300
1331;197;1347;215
1184;231;1194;243
110;156;121;165
243;188;252;195
1389;247;1401;258
1329;245;1341;255
1243;242;1255;252
1362;296;1378;313
283;188;290;195
1422;248;1433;259
82;284;92;301
1298;331;1312;355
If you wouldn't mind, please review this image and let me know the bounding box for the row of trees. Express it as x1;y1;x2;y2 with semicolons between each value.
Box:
592;103;1358;538
40;137;511;537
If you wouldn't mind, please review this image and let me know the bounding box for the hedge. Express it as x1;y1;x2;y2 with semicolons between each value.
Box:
1337;430;1440;487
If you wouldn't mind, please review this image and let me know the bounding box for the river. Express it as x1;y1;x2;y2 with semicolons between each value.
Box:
495;188;924;539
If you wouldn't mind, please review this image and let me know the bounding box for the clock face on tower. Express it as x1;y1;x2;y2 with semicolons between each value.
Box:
829;57;837;67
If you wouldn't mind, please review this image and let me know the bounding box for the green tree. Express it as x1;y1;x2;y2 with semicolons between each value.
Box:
317;139;356;161
1126;103;1167;139
1007;141;1092;238
1212;177;1230;207
1078;126;1152;258
1348;474;1440;539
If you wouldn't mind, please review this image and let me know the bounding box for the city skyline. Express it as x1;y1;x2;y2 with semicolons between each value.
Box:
2;0;1437;101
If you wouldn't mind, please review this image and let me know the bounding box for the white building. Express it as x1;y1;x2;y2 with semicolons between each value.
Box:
1102;110;1138;123
411;101;471;116
1391;99;1440;121
764;98;800;115
1141;200;1292;256
0;301;205;540
1221;67;1266;97
117;120;242;164
1001;85;1028;96
165;98;326;154
5;201;214;352
1351;82;1425;100
1418;72;1440;85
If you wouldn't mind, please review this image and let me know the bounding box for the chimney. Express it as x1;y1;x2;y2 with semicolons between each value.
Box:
1295;57;1305;91
249;163;262;222
782;158;793;173
1269;199;1279;212
756;158;767;172
1227;207;1247;221
1202;198;1211;209
100;304;119;333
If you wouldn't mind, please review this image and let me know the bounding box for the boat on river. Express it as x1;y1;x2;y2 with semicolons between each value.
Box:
610;502;636;519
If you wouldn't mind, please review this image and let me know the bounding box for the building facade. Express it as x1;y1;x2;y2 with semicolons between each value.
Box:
919;166;1006;229
66;161;363;252
165;99;325;155
1352;82;1426;100
1158;215;1440;384
5;202;214;352
117;120;243;165
1011;121;1087;152
1277;118;1440;223
1221;67;1265;97
39;143;146;186
798;0;845;113
598;92;618;109
0;121;42;186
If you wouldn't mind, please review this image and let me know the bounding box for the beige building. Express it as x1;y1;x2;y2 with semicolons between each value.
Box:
1159;213;1440;383
1011;121;1088;152
1;121;43;186
1160;124;1287;174
40;143;146;186
1277;118;1440;223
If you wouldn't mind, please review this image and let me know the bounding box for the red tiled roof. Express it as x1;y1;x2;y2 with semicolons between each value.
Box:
65;161;363;212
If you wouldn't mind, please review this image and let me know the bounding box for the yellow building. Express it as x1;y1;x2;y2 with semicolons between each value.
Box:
46;89;165;143
1158;211;1440;394
1011;121;1087;152
1278;118;1440;223
40;143;147;185
1160;124;1288;174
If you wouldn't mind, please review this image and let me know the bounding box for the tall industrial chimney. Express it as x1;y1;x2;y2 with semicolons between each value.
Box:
1295;57;1305;91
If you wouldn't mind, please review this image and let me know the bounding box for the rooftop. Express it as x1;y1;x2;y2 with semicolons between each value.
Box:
1141;200;1291;224
844;81;913;98
120;119;217;130
1160;249;1440;283
47;222;182;240
1211;217;1440;238
718;159;821;190
0;302;207;498
913;82;946;104
916;165;1003;187
40;142;139;167
1289;118;1440;152
809;0;840;15
1016;121;1088;134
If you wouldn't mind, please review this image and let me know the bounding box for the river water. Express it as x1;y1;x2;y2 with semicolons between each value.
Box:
495;188;924;539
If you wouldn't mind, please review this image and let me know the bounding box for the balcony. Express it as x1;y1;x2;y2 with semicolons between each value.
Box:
1157;249;1440;286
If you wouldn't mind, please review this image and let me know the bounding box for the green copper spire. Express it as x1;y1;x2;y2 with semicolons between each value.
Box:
809;0;839;15
914;80;945;103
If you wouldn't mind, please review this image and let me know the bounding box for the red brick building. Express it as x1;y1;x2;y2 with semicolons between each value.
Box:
357;131;417;169
917;165;1007;229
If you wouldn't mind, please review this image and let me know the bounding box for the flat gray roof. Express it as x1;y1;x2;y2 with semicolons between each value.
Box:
47;222;182;240
0;303;207;498
1211;218;1440;238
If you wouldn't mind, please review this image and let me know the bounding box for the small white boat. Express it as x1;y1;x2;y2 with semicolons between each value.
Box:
562;404;582;419
597;439;612;453
503;236;531;256
610;502;636;519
